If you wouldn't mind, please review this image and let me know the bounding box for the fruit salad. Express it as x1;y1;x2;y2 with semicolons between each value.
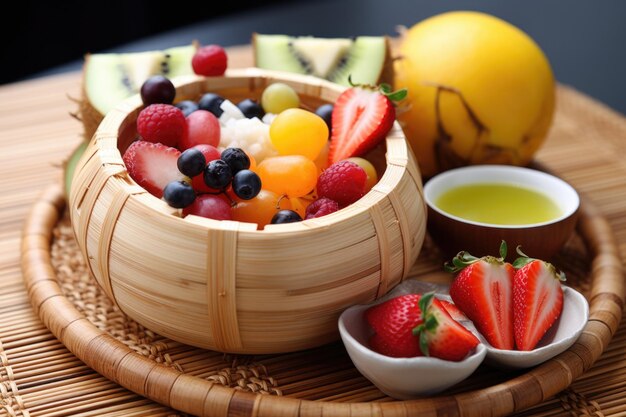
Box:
122;45;406;229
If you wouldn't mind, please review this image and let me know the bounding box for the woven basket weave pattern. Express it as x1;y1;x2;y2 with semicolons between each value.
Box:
67;69;427;354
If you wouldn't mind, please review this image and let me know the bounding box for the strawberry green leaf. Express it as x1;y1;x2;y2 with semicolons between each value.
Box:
512;245;567;281
418;292;435;315
512;245;536;269
516;245;531;259
499;240;508;260
379;83;392;94
424;314;438;332
419;330;430;357
386;88;408;102
444;251;480;273
445;242;509;274
413;292;438;357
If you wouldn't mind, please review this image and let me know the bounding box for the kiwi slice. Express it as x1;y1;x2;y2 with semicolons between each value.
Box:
84;45;195;116
253;34;392;86
80;45;196;140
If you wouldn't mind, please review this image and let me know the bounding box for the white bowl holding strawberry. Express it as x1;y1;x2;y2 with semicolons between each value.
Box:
338;242;589;398
339;288;487;399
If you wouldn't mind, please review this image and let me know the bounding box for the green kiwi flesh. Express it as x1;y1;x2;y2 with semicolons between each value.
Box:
84;45;196;115
253;34;391;86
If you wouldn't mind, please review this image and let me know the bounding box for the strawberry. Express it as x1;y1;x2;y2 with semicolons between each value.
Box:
123;141;185;198
365;294;422;358
328;82;406;164
365;293;479;361
415;294;480;361
439;300;468;322
512;247;565;351
447;241;515;350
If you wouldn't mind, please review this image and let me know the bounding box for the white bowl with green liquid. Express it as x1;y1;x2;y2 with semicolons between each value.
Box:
424;165;580;260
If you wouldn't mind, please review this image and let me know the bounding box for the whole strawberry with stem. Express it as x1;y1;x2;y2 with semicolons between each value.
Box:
329;78;407;164
512;246;565;351
365;292;479;361
447;241;515;350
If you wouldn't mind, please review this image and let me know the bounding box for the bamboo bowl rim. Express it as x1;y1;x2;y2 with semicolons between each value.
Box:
22;184;625;417
91;68;413;234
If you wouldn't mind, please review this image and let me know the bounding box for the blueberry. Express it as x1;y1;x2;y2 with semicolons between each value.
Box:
271;209;302;224
140;75;176;105
237;99;265;119
163;180;196;208
315;104;333;130
232;170;261;200
220;147;250;174
175;100;199;117
198;93;225;117
177;148;206;177
203;160;232;190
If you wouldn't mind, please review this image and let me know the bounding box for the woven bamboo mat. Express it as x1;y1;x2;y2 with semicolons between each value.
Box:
2;45;626;416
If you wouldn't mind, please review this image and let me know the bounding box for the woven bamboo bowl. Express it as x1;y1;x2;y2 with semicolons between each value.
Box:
68;68;427;354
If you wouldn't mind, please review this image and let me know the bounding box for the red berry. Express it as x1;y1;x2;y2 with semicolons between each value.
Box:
122;141;184;198
190;144;221;193
137;104;187;148
179;110;221;151
317;161;367;207
193;144;221;162
305;197;339;219
192;45;228;76
183;194;232;220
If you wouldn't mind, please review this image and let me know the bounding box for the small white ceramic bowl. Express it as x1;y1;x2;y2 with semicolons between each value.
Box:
338;280;589;398
338;280;486;399
478;286;589;369
424;165;580;260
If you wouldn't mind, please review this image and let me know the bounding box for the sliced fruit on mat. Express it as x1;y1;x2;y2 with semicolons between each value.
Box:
512;248;565;351
63;141;88;197
447;241;516;350
80;44;196;140
253;34;393;86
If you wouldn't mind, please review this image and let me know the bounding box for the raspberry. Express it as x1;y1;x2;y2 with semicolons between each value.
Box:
305;198;339;219
317;161;367;207
137;104;187;148
192;45;228;76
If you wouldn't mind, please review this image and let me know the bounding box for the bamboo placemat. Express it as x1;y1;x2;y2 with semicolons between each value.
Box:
2;45;626;416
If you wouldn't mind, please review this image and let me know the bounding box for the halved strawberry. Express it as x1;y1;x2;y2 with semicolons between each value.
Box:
439;300;468;322
365;293;479;361
328;83;406;164
414;293;480;362
447;241;515;350
123;140;185;198
512;248;565;351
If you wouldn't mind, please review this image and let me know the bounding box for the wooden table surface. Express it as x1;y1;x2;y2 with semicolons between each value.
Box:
2;46;626;416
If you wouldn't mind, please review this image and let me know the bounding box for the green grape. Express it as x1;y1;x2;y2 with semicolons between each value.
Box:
261;83;301;114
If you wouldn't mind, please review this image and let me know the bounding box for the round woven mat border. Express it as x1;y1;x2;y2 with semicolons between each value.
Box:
21;184;624;417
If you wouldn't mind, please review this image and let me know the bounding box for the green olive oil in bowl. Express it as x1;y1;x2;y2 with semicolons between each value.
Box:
423;165;580;259
435;183;562;225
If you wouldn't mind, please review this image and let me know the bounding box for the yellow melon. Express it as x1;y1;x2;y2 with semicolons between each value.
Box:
395;11;555;177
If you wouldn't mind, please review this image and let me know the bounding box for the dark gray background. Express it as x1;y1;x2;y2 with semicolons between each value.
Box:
19;0;626;114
